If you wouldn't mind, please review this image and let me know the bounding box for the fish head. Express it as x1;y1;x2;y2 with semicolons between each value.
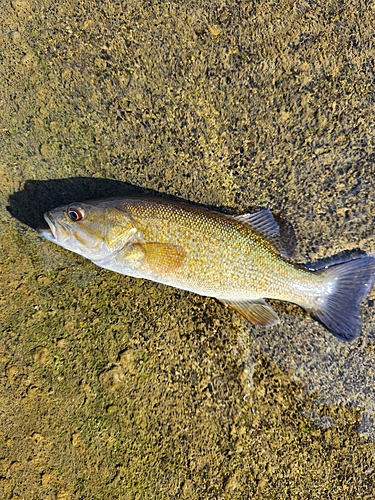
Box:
38;199;137;262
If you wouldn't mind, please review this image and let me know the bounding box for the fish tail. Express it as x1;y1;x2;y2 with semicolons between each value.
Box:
306;255;375;341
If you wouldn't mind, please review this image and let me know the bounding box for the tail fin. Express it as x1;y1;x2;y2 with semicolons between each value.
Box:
306;255;375;342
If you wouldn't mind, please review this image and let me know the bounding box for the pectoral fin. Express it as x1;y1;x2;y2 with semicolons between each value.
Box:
219;298;280;326
137;242;186;275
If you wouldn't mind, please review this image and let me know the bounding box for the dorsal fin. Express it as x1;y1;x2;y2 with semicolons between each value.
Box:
232;209;296;258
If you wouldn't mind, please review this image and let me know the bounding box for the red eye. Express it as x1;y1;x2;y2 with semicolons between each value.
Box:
67;206;85;221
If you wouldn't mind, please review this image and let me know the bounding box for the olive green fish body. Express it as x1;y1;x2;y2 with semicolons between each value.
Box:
39;197;375;342
109;199;320;305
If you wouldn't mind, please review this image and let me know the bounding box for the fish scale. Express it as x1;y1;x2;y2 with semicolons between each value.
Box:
123;199;316;301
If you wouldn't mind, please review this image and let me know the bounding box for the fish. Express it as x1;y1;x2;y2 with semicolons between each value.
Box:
38;197;375;342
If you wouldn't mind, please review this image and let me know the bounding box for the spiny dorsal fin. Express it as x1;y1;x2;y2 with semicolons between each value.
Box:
232;209;296;258
218;298;280;326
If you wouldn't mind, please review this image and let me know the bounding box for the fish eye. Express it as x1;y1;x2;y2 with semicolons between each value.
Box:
67;206;85;221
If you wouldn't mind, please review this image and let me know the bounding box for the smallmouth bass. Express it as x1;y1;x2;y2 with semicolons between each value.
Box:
39;197;375;342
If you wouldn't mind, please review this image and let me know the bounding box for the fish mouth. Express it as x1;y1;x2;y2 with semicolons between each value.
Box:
38;227;54;241
38;213;57;242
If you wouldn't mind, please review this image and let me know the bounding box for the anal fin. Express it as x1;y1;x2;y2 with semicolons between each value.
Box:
219;298;280;326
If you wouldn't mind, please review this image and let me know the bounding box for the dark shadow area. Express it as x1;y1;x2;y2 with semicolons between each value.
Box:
7;177;175;230
8;177;299;236
7;177;257;232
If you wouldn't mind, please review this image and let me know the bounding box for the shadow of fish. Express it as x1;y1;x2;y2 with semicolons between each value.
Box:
38;197;375;342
